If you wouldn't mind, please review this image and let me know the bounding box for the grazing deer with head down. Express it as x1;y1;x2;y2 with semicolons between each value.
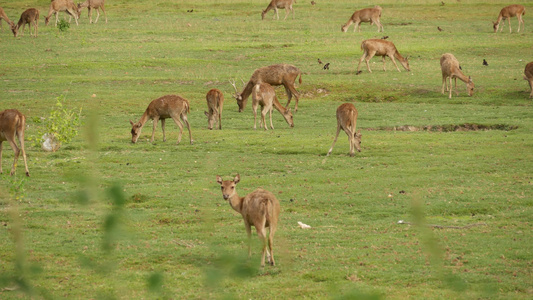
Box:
341;6;383;33
129;95;193;145
262;0;295;20
524;62;533;99
0;109;30;177
11;8;39;38
493;5;525;33
327;103;362;157
0;7;15;30
247;82;294;130
231;64;302;112
357;39;410;73
216;174;280;267
45;0;79;27
77;0;107;24
204;89;224;130
440;53;474;99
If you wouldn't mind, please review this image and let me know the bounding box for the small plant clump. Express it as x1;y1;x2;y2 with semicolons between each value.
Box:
57;19;70;32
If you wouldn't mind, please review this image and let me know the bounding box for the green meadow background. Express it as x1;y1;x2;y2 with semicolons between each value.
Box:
0;0;532;298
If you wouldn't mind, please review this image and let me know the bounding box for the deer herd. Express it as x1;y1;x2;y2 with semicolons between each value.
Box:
1;2;531;267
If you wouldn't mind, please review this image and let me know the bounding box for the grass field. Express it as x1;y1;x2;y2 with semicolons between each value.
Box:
0;0;532;299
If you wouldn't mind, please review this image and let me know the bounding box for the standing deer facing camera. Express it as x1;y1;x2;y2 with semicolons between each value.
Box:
492;5;525;33
357;39;410;73
327;103;362;157
250;82;294;130
262;0;295;20
0;109;30;176
204;89;224;130
216;174;280;267
440;53;474;99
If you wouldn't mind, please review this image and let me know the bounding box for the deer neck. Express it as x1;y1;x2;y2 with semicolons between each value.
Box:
271;96;286;113
452;69;470;83
137;111;151;127
393;51;405;62
227;193;245;214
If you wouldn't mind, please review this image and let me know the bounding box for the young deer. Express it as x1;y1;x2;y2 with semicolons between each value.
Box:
11;8;39;38
77;0;107;24
357;39;410;73
216;174;280;267
493;5;525;33
341;6;383;33
0;7;15;30
524;62;533;99
327;103;362;157
129;95;193;145
45;0;79;27
440;53;474;99
250;83;294;130
204;88;224;130
0;109;30;177
262;0;295;20
231;64;302;112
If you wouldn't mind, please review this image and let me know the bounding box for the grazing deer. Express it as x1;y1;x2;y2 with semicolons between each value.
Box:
327;103;362;157
216;174;280;267
357;39;410;73
231;64;302;112
45;0;79;27
493;5;525;33
129;95;193;145
11;8;39;38
262;0;295;20
250;83;294;130
77;0;107;24
204;89;224;130
0;109;30;177
341;6;383;33
0;7;15;30
524;62;533;99
440;53;474;99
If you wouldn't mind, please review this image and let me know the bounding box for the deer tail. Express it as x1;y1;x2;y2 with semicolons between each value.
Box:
298;73;302;84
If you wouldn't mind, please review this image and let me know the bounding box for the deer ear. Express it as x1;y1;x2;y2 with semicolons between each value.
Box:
216;175;223;185
234;174;241;184
130;120;134;126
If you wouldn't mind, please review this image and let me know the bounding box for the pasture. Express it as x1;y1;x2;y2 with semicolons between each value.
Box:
0;0;532;298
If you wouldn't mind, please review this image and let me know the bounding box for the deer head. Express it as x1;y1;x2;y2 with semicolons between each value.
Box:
230;79;246;112
129;120;143;143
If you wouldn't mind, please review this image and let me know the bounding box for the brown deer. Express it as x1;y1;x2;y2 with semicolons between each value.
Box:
129;95;193;145
524;62;533;99
11;8;39;38
250;82;294;130
216;174;280;267
0;109;30;177
45;0;79;27
357;39;410;73
327;103;362;157
341;6;383;33
204;89;224;130
77;0;107;24
262;0;295;20
231;64;302;112
0;7;15;30
493;5;525;33
440;53;474;99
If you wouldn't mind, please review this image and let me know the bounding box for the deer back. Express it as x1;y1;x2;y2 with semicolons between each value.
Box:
336;103;358;132
242;189;280;229
0;109;25;142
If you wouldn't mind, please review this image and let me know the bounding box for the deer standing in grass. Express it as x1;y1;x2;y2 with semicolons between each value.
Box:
524;62;533;99
216;174;280;267
130;95;193;145
231;64;302;112
77;0;107;24
327;103;362;157
357;39;410;73
204;89;224;130
262;0;295;20
0;7;15;30
440;53;474;99
0;109;30;177
249;82;294;130
45;0;80;26
11;8;39;38
493;5;525;33
341;6;383;33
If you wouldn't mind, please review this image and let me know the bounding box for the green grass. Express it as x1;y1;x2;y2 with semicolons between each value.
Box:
0;0;532;299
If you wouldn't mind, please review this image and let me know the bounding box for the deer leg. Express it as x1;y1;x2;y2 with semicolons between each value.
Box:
283;7;289;21
253;103;258;130
454;77;459;96
89;8;93;24
261;106;269;130
150;117;159;142
389;56;401;72
0;142;3;174
95;9;101;24
441;76;447;94
101;5;107;23
365;51;375;73
327;125;342;156
160;118;166;142
357;52;367;72
274;7;278;20
267;227;276;266
448;77;453;99
285;84;300;112
256;226;268;267
180;114;193;145
508;17;512;33
7;138;20;176
382;56;387;71
245;222;252;258
269;106;274;130
218;105;222;130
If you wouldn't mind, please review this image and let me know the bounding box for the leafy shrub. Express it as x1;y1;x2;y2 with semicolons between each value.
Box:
58;19;70;32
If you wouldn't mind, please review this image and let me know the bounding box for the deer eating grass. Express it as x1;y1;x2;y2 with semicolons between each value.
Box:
216;174;280;267
440;53;474;99
262;0;295;20
524;62;533;99
204;89;224;130
250;82;294;130
77;0;107;24
45;0;79;27
341;6;383;33
493;5;525;33
0;7;15;30
327;103;362;157
11;8;39;38
231;64;302;112
0;109;30;177
357;39;410;73
130;95;193;145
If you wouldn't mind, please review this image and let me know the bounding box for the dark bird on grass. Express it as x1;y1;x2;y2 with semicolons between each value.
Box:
356;70;363;75
381;36;389;39
311;1;316;5
437;26;443;31
323;63;330;70
483;59;488;66
441;1;445;6
318;58;323;64
187;9;194;13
